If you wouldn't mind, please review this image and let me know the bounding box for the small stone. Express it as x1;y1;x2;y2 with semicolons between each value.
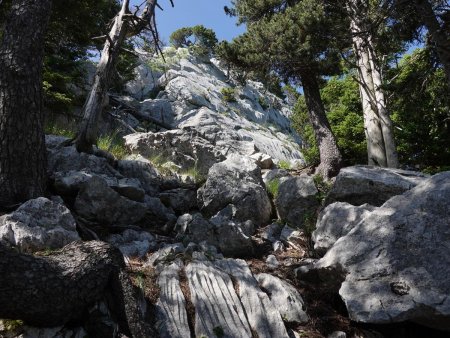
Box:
266;254;279;269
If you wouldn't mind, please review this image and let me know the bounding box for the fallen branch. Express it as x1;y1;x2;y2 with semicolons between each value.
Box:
109;94;173;130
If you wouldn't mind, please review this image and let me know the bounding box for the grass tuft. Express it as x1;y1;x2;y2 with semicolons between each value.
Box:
266;178;281;199
97;132;129;160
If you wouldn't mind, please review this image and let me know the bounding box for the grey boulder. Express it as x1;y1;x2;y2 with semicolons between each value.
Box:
312;202;376;256
74;176;147;225
197;155;272;225
274;175;318;228
176;213;254;257
314;172;450;330
325;165;427;207
256;273;309;324
159;188;198;215
53;170;145;201
0;197;80;252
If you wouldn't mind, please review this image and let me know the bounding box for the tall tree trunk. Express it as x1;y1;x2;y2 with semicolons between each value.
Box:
367;37;399;168
299;68;343;178
346;0;398;168
413;0;450;86
75;0;131;153
0;0;51;208
0;241;155;338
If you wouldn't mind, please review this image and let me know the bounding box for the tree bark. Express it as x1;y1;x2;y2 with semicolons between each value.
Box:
413;0;450;86
0;0;51;208
75;0;131;153
367;36;399;168
0;241;155;338
299;68;343;179
346;0;399;168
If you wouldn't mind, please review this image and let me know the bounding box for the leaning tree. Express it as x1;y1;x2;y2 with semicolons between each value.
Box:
75;0;174;153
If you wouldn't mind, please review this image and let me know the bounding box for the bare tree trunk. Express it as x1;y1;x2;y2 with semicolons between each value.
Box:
413;0;450;86
75;0;131;153
299;68;343;179
346;0;398;168
0;241;155;338
0;0;51;208
367;37;399;168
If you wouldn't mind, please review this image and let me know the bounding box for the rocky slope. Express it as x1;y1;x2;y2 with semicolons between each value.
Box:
1;49;450;338
119;47;305;176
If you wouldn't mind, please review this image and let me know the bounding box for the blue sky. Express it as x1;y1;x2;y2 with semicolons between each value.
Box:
131;0;245;43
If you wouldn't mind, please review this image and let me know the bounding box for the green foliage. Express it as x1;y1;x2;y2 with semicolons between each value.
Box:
313;174;333;203
386;47;450;168
291;75;366;166
321;75;366;165
180;166;206;184
97;132;128;160
291;97;319;166
258;96;269;110
302;211;317;238
42;0;121;114
278;160;291;170
220;87;237;103
147;47;189;73
111;41;140;92
266;178;281;199
45;119;77;138
169;25;218;57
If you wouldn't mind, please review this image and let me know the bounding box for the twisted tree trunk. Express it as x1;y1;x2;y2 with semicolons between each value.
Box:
299;68;343;178
0;0;51;208
0;241;154;338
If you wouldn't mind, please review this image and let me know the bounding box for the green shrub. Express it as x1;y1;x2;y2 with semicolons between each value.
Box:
266;178;280;198
258;96;269;110
278;160;291;170
170;25;218;57
221;87;237;103
313;174;333;203
147;47;189;73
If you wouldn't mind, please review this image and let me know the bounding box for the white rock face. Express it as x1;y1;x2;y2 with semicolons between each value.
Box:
0;197;80;252
124;48;305;173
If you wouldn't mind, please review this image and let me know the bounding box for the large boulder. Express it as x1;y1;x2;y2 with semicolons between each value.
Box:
0;197;80;252
197;155;272;225
256;273;309;324
325;165;427;207
159;188;198;215
274;175;319;228
175;213;254;257
312;172;450;330
53;170;145;202
47;144;119;177
312;202;376;256
117;154;161;196
74;176;147;226
124;127;224;176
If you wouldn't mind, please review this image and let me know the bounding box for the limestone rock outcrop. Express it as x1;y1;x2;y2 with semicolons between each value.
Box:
312;172;450;330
